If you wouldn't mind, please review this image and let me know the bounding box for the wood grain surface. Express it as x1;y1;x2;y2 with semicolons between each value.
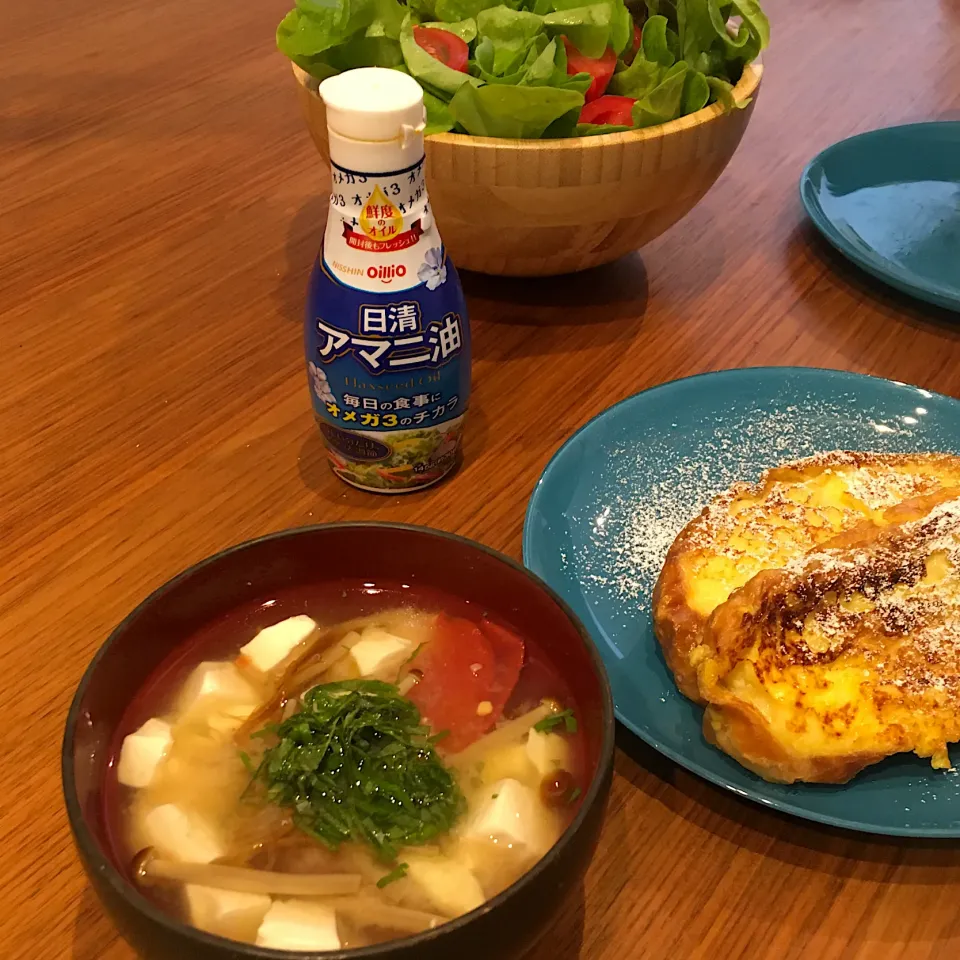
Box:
3;0;960;957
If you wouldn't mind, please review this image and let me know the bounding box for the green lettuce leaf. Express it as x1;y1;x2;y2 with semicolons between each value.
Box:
542;3;612;58
473;34;541;82
707;5;754;60
706;74;750;110
710;0;769;61
475;7;544;74
676;0;768;73
407;0;437;17
557;73;593;95
367;0;406;37
400;14;481;96
692;46;728;80
729;0;771;49
282;0;404;80
542;0;590;11
528;36;568;83
278;0;378;58
471;13;582;87
510;35;591;92
330;35;403;69
608;52;660;98
291;57;342;82
424;89;457;133
551;0;632;54
681;67;710;113
640;15;674;66
277;10;342;60
435;0;519;21
521;35;560;84
676;0;716;64
545;33;592;92
609;1;634;55
575;122;631;135
631;60;687;127
422;17;478;41
448;83;584;137
542;104;583;138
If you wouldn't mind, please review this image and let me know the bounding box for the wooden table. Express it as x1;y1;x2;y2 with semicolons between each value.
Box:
4;0;960;957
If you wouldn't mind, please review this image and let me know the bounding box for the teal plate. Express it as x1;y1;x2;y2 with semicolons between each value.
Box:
800;121;960;312
523;367;960;837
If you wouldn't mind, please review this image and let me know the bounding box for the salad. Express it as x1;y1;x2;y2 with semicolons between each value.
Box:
278;0;769;139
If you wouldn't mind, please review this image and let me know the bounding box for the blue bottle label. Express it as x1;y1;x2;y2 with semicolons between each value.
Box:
305;246;470;492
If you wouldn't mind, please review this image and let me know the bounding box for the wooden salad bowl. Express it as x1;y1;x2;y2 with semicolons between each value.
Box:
292;62;763;277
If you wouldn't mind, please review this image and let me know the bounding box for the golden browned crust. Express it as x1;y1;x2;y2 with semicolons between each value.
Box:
652;542;706;701
652;452;960;706
696;486;960;783
702;703;889;784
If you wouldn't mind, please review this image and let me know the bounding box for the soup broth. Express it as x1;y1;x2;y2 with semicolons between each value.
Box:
106;580;586;952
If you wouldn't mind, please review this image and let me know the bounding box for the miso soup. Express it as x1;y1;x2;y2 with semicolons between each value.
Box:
105;581;587;951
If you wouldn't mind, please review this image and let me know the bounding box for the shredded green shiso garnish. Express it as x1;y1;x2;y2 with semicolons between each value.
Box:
377;861;410;887
248;680;464;862
534;707;577;734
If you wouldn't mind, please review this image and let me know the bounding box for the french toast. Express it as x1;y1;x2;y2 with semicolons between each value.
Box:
697;488;960;783
653;452;960;701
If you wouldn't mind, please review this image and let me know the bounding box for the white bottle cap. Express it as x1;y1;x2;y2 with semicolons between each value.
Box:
319;67;426;144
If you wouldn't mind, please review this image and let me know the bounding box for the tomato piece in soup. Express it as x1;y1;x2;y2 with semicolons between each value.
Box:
406;614;525;752
478;619;525;714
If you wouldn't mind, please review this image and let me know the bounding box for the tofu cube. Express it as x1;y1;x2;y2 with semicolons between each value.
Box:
185;885;271;940
526;728;571;777
239;615;317;674
117;718;172;788
255;900;341;951
464;779;549;857
404;855;484;917
178;662;259;722
349;627;415;679
142;803;224;864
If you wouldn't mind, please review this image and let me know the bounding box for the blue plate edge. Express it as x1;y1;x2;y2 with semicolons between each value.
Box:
799;122;960;314
524;364;954;517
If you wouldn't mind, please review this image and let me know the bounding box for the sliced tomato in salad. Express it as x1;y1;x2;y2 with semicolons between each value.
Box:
413;26;469;73
406;613;524;752
579;95;636;127
563;37;617;102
